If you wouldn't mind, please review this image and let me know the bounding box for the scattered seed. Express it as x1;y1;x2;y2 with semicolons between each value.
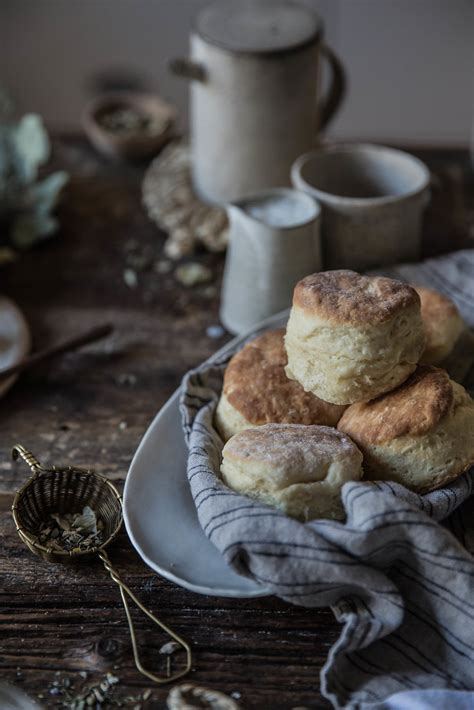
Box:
99;107;170;137
202;285;217;299
175;262;213;287
142;689;152;701
159;641;181;655
206;324;225;339
154;259;172;274
116;373;137;386
123;268;138;289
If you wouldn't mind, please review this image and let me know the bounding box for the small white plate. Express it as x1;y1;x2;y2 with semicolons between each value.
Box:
124;311;288;598
0;296;31;398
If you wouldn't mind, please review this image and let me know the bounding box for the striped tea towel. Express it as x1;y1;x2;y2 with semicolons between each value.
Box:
179;250;474;710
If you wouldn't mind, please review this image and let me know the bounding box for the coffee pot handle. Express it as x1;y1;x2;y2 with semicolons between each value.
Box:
169;57;207;82
170;45;345;125
318;44;346;131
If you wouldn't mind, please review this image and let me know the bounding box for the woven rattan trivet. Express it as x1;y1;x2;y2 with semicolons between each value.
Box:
142;140;228;259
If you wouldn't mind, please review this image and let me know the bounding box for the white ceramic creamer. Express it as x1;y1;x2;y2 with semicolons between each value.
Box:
220;188;321;334
170;0;345;204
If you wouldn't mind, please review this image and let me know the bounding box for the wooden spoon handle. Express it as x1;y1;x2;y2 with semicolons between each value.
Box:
0;323;114;381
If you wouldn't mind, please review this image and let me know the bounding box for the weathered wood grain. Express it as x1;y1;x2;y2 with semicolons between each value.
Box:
0;137;472;709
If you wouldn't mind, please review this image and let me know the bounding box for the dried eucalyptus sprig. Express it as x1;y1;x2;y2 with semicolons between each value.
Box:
38;506;104;553
0;88;68;260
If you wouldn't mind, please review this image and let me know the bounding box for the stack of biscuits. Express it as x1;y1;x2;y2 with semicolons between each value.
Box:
216;270;474;522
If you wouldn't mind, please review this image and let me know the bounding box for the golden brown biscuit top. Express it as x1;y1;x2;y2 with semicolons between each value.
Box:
337;366;454;444
223;329;345;426
223;423;357;466
415;285;463;337
416;286;460;322
293;270;420;324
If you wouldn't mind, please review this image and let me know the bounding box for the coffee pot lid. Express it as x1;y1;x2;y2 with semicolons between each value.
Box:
195;0;323;54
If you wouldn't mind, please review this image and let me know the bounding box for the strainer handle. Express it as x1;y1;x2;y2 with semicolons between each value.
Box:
12;445;48;474
98;550;192;684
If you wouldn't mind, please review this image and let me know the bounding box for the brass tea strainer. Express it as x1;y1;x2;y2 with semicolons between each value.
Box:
11;445;192;684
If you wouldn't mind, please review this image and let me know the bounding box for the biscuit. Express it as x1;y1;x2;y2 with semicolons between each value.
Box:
337;366;474;492
414;285;465;365
285;270;425;404
220;423;363;521
215;329;346;441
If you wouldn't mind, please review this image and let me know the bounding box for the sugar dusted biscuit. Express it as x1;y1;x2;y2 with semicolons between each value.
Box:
285;270;425;404
414;285;465;365
221;423;363;521
338;366;474;492
215;328;346;441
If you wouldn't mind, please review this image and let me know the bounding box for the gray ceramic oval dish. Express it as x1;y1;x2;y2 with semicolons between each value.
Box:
123;311;289;598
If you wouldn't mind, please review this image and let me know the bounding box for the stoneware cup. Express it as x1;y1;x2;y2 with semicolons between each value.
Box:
291;143;431;270
220;188;321;334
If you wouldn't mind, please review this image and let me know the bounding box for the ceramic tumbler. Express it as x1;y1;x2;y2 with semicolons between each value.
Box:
291;143;431;270
220;188;321;334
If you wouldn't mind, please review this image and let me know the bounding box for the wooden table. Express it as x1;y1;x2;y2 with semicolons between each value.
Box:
1;138;472;710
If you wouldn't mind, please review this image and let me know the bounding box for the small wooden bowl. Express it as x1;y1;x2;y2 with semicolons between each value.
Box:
82;92;176;161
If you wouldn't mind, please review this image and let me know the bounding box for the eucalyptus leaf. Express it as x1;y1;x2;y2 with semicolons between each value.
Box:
9;215;38;248
30;171;68;214
10;212;58;248
34;213;59;237
0;96;68;250
72;506;98;535
12;113;50;183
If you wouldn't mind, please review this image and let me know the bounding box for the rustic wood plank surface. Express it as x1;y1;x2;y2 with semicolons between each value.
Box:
0;137;472;710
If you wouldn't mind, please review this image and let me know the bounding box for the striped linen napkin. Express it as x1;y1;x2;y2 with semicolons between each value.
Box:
180;250;474;709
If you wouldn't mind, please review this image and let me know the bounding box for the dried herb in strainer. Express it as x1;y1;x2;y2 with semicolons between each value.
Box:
38;506;104;552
